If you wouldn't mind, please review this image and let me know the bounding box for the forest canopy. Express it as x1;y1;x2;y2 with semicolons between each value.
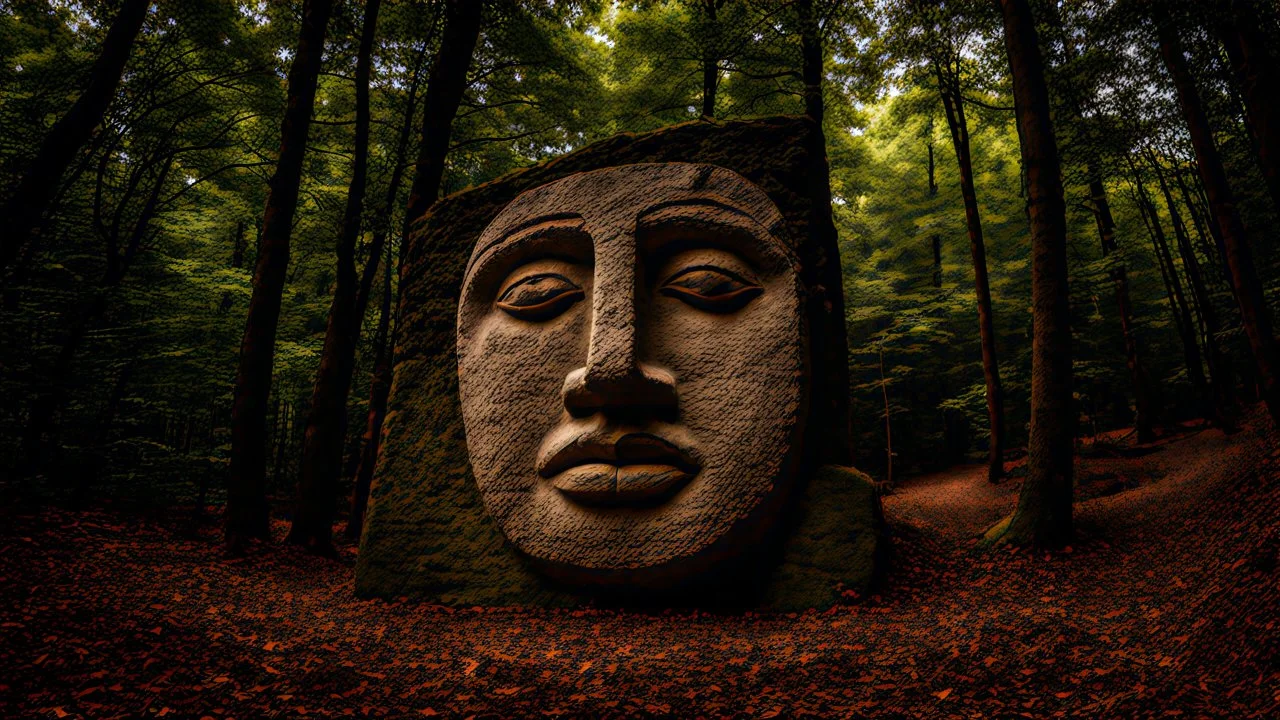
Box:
2;0;1278;548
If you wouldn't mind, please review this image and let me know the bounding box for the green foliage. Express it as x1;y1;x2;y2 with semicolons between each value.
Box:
2;0;1277;502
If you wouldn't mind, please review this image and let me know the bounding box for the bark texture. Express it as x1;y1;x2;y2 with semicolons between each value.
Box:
1157;16;1280;427
226;0;334;549
1090;170;1155;442
936;65;1006;483
289;0;381;554
991;0;1073;548
797;0;854;465
1219;0;1280;218
404;0;483;225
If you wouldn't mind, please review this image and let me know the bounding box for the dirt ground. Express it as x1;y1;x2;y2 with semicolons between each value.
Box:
2;412;1278;718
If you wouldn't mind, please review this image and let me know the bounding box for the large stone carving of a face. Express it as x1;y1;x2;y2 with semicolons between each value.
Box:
457;163;807;587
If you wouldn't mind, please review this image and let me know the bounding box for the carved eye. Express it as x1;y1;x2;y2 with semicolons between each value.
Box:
496;273;585;321
659;265;763;313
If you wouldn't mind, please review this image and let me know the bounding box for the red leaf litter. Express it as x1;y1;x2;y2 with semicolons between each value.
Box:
3;411;1278;718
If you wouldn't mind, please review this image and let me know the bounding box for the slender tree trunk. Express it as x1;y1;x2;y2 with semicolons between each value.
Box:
937;69;1005;483
928;130;942;288
1;0;148;280
1219;0;1280;218
798;0;822;123
1174;165;1228;282
1173;164;1240;404
232;221;247;269
289;0;382;555
1150;152;1235;425
226;0;334;551
992;0;1073;548
336;41;427;497
798;0;854;465
404;0;483;226
880;343;893;487
1047;3;1156;439
700;0;722;118
73;358;137;506
1088;169;1155;442
1133;174;1210;414
701;49;717;117
22;154;172;476
272;401;292;490
1157;16;1280;427
346;238;395;541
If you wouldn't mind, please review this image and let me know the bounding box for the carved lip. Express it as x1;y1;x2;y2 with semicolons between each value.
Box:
537;431;700;507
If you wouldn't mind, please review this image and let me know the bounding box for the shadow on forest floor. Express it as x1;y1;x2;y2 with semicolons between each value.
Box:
2;408;1278;718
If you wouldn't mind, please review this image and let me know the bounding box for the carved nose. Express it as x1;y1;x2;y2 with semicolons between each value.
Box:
564;230;677;418
562;361;678;419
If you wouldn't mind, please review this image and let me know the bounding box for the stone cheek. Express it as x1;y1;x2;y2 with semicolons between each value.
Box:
456;164;809;587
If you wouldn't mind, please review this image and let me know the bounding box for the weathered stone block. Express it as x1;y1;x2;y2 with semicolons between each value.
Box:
356;116;884;608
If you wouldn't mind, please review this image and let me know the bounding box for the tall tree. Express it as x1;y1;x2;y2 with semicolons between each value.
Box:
1041;4;1157;443
1126;160;1208;417
1155;11;1280;427
1218;0;1280;218
288;0;383;554
797;0;855;464
226;0;335;551
935;58;1007;483
699;0;728;117
337;36;433;528
1;0;149;281
882;0;1008;483
988;0;1073;548
404;0;484;224
346;236;396;541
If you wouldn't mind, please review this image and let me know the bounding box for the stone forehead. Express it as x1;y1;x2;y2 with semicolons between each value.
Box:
466;163;789;275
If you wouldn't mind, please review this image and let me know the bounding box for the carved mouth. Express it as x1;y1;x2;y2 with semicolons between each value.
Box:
537;432;700;507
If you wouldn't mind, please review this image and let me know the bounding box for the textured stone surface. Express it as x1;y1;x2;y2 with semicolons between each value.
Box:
458;164;807;588
356;116;883;607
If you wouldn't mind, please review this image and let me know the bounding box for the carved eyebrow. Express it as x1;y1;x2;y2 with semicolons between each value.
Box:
467;213;587;276
635;197;788;258
635;197;766;227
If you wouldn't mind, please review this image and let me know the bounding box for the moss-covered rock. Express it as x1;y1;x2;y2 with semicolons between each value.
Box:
355;116;885;607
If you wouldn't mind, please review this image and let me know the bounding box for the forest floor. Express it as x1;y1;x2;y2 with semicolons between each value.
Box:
2;412;1279;719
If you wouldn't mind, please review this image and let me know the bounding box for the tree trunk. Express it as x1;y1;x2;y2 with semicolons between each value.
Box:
404;0;484;226
798;0;854;465
226;0;334;551
288;0;382;555
1089;169;1155;442
880;343;893;487
1150;152;1235;425
1219;0;1280;218
22;154;172;476
1132;172;1209;416
1157;16;1280;427
797;0;822;124
1;0;149;280
928;128;941;288
346;238;395;541
937;67;1006;483
232;221;247;269
991;0;1073;548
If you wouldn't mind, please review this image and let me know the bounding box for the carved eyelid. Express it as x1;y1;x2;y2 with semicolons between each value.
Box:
495;272;585;320
660;264;759;294
658;263;764;313
497;272;580;304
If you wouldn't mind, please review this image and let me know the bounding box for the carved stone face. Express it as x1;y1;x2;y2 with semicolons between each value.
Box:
456;163;808;587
